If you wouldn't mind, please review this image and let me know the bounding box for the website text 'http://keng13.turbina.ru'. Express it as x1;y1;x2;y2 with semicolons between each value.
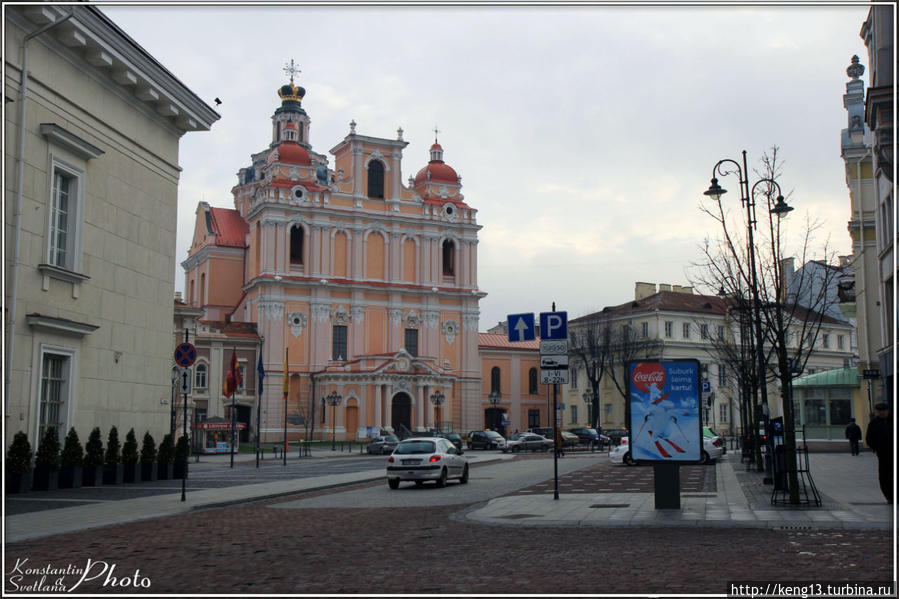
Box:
728;581;896;598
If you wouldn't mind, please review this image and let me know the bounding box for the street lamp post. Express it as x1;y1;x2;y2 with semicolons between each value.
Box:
488;390;501;432
429;389;445;433
326;390;341;451
705;151;797;498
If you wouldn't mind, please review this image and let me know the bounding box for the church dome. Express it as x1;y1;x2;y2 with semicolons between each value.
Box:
413;143;459;186
273;141;311;165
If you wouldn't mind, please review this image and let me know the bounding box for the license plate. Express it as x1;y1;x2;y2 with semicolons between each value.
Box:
402;459;420;465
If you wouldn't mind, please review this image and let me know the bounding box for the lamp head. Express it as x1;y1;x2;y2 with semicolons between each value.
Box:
717;286;727;297
704;178;726;201
770;195;794;217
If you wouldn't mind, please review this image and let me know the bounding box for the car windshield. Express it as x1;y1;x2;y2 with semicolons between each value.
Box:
385;436;398;442
485;431;504;439
395;440;436;454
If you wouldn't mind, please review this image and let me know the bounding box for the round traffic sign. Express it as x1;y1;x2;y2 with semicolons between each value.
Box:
174;343;197;367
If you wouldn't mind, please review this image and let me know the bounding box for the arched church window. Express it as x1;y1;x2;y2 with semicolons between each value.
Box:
367;160;385;199
442;239;455;276
491;367;501;394
529;368;538;394
290;226;304;264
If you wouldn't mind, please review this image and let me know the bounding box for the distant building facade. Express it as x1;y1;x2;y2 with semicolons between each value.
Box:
478;334;549;436
4;5;218;446
182;72;484;442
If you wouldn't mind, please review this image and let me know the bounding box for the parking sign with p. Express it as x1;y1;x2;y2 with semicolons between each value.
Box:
539;311;568;340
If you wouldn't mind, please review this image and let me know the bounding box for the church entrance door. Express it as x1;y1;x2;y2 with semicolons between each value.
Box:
391;393;412;437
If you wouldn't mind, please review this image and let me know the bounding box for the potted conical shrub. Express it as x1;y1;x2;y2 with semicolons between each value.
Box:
122;428;139;483
157;434;174;480
102;426;123;485
82;427;104;486
140;431;157;482
6;431;33;494
59;428;84;489
32;427;60;491
173;434;189;479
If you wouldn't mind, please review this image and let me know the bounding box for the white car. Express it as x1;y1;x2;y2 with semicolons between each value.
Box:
386;437;469;489
610;436;635;465
611;435;725;465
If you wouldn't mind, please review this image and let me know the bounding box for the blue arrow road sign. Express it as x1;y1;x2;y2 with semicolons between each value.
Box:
507;313;535;342
539;311;568;340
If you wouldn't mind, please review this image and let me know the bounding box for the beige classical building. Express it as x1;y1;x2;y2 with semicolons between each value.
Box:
4;5;219;446
564;283;856;440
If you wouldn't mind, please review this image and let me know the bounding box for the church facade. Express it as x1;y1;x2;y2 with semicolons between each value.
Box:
182;71;484;442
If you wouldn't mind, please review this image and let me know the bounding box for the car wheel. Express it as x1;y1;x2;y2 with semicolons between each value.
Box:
512;445;520;453
435;468;447;488
388;479;399;490
467;443;473;450
460;464;469;484
624;452;635;466
700;450;710;465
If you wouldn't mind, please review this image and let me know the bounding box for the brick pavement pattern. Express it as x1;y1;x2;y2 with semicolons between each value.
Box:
506;460;716;495
5;483;892;595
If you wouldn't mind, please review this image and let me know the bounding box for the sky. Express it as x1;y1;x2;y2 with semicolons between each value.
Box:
101;2;871;330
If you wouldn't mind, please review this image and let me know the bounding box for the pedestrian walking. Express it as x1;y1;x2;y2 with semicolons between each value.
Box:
555;428;565;458
864;403;893;504
845;418;862;456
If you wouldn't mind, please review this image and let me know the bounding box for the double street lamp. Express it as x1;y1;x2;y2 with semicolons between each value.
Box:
705;150;795;490
429;389;445;433
326;390;342;451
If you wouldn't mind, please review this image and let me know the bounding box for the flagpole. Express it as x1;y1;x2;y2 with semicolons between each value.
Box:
231;346;237;469
283;346;289;467
256;336;264;469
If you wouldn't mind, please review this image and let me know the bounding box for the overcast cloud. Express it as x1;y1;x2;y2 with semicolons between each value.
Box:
102;3;869;329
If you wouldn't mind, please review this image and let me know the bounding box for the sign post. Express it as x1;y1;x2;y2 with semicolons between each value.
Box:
175;336;196;502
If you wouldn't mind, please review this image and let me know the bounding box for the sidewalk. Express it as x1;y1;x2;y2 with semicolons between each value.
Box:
5;452;893;543
462;452;895;529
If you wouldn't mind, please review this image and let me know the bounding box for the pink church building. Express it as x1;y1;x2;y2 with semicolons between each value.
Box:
181;72;484;443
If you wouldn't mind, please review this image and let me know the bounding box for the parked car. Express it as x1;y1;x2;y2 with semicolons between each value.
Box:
528;427;554;439
701;426;726;464
437;432;463;450
568;427;609;448
386;437;468;489
609;437;635;465
366;435;399;455
503;432;552;453
605;428;629;446
466;430;506;450
558;431;580;448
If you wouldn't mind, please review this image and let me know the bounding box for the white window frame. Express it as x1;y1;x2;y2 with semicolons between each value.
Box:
682;322;691;339
45;155;86;275
719;403;729;423
195;362;208;389
664;321;673;338
31;343;77;444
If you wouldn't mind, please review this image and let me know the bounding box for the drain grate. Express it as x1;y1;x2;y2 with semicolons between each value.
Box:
589;503;630;509
499;513;540;519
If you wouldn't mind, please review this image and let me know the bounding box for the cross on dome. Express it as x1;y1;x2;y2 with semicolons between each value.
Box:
283;59;301;84
433;126;440;143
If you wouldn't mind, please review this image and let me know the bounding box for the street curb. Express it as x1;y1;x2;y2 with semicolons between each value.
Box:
189;476;386;511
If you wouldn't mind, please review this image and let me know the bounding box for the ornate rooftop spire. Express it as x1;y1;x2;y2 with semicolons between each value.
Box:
847;55;865;80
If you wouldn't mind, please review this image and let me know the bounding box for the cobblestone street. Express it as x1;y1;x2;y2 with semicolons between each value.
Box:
5;479;892;595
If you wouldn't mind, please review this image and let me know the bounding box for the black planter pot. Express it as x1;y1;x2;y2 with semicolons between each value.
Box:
173;461;188;479
123;462;139;483
102;463;124;485
81;465;104;486
6;471;32;494
58;465;83;489
32;467;59;491
140;462;157;482
157;462;174;480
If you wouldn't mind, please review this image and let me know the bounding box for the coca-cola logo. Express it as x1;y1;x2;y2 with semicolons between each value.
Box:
631;362;665;393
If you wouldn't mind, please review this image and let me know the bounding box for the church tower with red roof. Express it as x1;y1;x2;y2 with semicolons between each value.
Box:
182;65;484;442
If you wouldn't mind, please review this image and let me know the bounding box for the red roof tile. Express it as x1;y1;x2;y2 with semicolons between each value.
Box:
208;207;248;247
478;333;539;351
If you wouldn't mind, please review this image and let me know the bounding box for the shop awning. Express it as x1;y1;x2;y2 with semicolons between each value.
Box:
792;367;860;388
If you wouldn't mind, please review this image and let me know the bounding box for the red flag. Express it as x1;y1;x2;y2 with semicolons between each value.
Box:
224;350;242;397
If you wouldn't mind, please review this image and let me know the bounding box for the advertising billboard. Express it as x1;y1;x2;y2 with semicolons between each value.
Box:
627;360;701;462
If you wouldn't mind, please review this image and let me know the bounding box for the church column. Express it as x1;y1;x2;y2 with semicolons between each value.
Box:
373;383;382;428
391;149;402;201
416;384;425;431
352;146;364;198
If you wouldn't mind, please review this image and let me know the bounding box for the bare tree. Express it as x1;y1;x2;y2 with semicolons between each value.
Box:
569;313;662;431
693;147;839;504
